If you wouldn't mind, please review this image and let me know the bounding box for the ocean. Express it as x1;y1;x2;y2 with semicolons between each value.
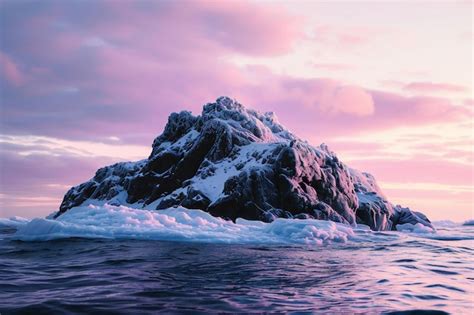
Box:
0;207;473;314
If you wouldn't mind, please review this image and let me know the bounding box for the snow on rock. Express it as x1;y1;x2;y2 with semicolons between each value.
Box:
56;96;432;231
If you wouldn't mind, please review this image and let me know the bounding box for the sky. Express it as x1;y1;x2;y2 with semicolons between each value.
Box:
0;0;472;221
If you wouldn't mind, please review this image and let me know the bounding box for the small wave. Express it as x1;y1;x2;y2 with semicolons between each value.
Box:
422;235;474;241
393;259;417;263
425;284;465;293
429;269;459;276
462;219;474;226
385;309;449;315
401;293;448;301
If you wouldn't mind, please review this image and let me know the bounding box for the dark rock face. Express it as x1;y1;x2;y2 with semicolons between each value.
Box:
56;96;433;231
391;206;433;229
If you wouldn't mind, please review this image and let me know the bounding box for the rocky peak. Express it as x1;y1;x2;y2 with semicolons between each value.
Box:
201;96;295;143
56;97;433;232
151;96;294;160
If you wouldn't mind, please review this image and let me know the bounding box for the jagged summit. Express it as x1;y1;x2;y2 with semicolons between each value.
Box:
57;97;432;231
150;96;295;157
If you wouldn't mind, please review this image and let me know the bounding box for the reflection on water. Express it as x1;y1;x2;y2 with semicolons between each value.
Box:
0;224;473;314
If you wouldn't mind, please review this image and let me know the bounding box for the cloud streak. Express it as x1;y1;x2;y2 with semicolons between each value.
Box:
403;82;469;93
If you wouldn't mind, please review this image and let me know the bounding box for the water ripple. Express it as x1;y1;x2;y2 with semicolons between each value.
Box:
0;226;473;313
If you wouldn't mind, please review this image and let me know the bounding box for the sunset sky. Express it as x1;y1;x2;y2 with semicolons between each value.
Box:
0;0;472;221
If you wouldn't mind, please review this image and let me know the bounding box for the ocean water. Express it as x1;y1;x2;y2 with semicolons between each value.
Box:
0;207;473;314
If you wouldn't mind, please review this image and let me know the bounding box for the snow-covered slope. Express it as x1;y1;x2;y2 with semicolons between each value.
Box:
57;96;432;231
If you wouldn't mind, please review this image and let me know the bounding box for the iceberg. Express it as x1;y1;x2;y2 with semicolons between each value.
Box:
55;97;433;231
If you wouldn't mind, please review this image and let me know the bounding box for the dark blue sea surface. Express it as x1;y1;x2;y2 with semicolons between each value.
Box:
0;223;473;314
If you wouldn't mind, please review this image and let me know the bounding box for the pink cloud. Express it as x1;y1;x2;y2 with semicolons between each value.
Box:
403;82;468;93
189;0;304;56
7;1;467;144
382;188;473;222
311;63;354;71
68;0;303;57
235;76;468;141
1;0;305;140
463;99;474;107
239;76;376;118
313;25;374;48
348;157;473;187
323;85;374;116
327;141;385;154
337;33;368;46
346;155;474;222
0;51;25;86
0;145;117;217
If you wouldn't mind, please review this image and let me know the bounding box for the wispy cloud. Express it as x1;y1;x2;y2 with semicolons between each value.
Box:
403;82;469;93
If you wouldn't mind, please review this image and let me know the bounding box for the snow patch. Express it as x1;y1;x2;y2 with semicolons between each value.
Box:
350;168;386;198
192;142;282;202
395;222;435;234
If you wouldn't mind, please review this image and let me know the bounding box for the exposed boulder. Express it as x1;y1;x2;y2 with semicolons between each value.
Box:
391;205;434;230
